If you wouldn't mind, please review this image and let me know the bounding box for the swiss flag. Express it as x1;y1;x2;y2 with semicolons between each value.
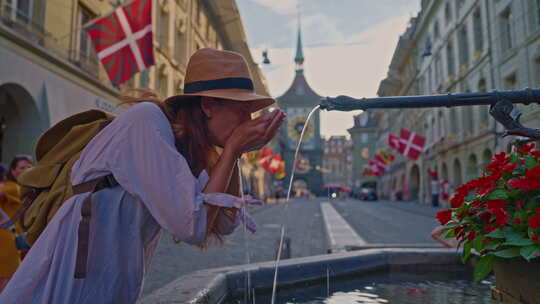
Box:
85;0;154;85
258;147;274;169
268;155;283;174
399;128;426;160
368;161;381;176
388;133;402;153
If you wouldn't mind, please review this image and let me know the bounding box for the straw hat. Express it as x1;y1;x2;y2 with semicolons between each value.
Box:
165;48;275;112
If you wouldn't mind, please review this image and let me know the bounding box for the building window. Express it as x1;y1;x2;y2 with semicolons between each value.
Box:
418;75;425;94
445;2;452;24
77;4;98;73
139;70;149;88
433;20;440;39
175;19;186;64
534;57;540;87
458;26;469;67
446;42;456;78
473;8;484;54
450;107;458;134
438;111;446;139
361;134;368;143
478;79;489;124
4;0;35;25
500;7;513;54
504;73;517;90
434;54;443;90
159;8;170;54
528;0;540;30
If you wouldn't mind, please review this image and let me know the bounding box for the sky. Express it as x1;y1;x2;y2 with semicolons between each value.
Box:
236;0;421;138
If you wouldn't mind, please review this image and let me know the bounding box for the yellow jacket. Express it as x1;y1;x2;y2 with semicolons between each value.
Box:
0;180;21;277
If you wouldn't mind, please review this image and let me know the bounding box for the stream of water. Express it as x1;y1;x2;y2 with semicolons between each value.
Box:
270;105;321;304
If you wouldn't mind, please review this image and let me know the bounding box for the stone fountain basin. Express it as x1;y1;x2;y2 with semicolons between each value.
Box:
140;248;462;304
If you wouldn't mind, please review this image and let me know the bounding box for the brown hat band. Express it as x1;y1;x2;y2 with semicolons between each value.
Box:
184;77;254;94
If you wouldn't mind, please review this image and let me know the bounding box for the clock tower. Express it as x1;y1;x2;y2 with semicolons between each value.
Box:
277;18;324;196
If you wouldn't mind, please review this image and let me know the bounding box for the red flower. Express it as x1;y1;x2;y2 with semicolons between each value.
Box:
532;233;539;242
436;209;453;225
492;208;509;227
471;201;483;208
518;143;536;154
485;225;496;234
532;151;540;157
487;199;505;211
467;230;477;241
501;163;517;173
479;212;492;222
513;218;522;224
451;194;465;208
526;166;540;179
528;213;540;229
509;177;540;191
454;225;464;236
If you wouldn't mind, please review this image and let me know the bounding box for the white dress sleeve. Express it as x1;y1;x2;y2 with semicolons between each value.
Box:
103;103;258;245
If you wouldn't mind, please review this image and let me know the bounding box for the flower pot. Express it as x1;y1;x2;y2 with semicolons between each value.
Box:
492;258;540;304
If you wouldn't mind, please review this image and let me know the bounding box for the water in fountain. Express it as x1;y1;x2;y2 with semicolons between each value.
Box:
271;105;321;304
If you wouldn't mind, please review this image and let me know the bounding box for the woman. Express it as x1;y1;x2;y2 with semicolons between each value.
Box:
0;155;32;292
0;48;285;303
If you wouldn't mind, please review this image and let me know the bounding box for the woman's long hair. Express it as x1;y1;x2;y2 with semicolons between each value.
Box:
122;89;237;248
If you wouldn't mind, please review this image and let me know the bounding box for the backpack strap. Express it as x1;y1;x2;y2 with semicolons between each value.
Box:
0;189;40;230
73;174;118;279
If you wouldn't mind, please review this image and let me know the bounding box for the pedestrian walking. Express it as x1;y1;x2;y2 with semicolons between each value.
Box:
0;48;285;303
0;155;32;292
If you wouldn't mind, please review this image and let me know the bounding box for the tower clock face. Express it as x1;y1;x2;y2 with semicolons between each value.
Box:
286;107;316;150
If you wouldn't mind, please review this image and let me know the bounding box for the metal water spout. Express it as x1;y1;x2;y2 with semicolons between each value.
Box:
319;88;540;141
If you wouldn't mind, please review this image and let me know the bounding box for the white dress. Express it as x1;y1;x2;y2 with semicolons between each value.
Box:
0;102;257;304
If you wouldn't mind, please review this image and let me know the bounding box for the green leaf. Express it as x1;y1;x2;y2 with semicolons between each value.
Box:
520;245;540;261
473;236;485;252
524;156;538;170
474;255;494;282
485;239;503;250
503;238;534;246
487;189;509;200
510;154;519;163
486;228;505;239
462;241;473;263
493;247;521;258
504;229;525;243
444;230;456;239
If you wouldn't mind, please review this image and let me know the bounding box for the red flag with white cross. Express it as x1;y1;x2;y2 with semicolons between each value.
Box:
387;133;402;153
399;128;426;160
85;0;154;85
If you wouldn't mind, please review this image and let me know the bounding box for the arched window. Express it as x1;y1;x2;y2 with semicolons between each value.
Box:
453;158;463;186
467;154;479;180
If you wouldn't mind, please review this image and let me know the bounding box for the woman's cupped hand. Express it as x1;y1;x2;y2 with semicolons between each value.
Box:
226;109;285;156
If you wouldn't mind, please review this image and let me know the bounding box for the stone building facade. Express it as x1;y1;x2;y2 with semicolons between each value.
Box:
362;0;540;205
0;0;271;198
322;135;353;188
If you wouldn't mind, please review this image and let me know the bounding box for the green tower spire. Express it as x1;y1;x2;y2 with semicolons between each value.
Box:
294;9;304;73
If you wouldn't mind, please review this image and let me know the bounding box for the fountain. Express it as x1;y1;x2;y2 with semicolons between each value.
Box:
141;88;540;304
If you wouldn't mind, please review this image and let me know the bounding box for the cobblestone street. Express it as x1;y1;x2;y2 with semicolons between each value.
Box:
143;198;443;296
